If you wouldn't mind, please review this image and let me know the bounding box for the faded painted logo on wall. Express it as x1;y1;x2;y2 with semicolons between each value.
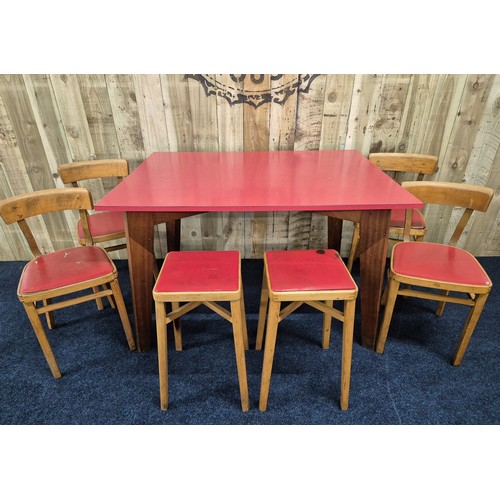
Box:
185;74;320;108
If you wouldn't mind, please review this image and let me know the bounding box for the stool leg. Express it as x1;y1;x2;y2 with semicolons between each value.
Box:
259;300;281;411
230;298;249;412
340;299;355;411
322;300;334;349
240;292;249;350
155;301;169;411
172;301;183;351
255;269;269;350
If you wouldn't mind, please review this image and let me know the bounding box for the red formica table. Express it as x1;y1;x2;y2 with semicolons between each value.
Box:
96;150;423;352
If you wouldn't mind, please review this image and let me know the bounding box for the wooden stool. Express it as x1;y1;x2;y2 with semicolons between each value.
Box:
256;249;358;411
153;251;249;411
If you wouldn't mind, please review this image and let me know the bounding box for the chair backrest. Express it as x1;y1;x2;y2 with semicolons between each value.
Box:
58;159;129;185
0;188;93;257
401;181;494;246
369;153;438;181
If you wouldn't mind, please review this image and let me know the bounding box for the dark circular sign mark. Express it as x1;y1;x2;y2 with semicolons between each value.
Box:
185;74;321;108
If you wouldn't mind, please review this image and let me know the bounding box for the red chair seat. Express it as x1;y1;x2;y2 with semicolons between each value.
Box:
266;249;357;292
77;211;124;239
155;251;240;293
392;242;492;287
390;208;426;229
19;246;114;294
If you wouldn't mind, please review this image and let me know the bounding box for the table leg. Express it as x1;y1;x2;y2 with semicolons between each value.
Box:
328;216;343;252
358;210;390;349
166;220;181;251
125;212;155;352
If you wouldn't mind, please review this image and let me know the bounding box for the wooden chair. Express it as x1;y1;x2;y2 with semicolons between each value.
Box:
0;188;136;379
153;250;249;411
347;153;438;271
58;159;129;254
256;249;358;411
376;181;494;365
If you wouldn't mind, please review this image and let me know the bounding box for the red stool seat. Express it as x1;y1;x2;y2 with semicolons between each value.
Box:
392;242;492;287
19;246;114;294
155;251;240;293
77;211;125;240
390;208;426;229
265;249;357;292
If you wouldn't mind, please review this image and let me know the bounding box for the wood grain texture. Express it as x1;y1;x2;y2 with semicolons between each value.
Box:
0;74;499;260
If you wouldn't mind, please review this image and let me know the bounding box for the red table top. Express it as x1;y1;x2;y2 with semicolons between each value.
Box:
95;150;424;212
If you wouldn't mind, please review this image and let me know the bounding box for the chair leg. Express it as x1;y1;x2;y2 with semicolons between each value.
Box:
346;222;360;272
452;292;489;367
376;278;401;354
108;278;136;351
171;302;183;351
255;269;269;350
155;301;169;411
43;299;55;330
259;300;281;411
103;284;116;309
230;298;249;412
436;290;449;317
93;286;104;311
340;298;355;410
322;300;333;349
22;301;61;379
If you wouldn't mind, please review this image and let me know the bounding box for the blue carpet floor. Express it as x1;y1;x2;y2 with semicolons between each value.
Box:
0;257;498;425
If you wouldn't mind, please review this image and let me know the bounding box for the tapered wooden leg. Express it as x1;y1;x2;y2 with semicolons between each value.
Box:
259;300;281;411
43;299;55;329
376;277;401;354
340;299;356;410
22;301;61;379
126;212;155;352
231;299;249;412
109;278;136;351
328;216;343;252
255;268;269;350
346;223;360;272
172;302;183;351
103;284;116;309
452;293;489;367
166;220;181;252
92;287;104;311
436;290;449;317
240;292;249;350
155;301;169;411
322;300;333;349
359;210;391;349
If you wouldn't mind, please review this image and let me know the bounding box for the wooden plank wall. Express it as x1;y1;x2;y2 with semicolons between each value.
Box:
0;74;499;260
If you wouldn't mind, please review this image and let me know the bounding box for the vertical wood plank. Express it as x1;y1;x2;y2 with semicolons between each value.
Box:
289;75;327;252
320;74;355;150
23;74;73;180
460;76;500;254
0;75;73;251
368;74;411;154
215;75;245;254
344;74;384;156
243;75;271;258
428;75;493;244
49;74;95;162
105;74;145;170
135;74;171;257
